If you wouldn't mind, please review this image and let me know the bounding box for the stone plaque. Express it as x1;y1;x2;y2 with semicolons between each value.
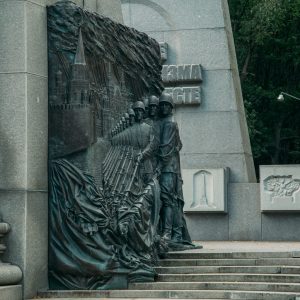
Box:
162;64;203;106
182;168;229;213
260;165;300;212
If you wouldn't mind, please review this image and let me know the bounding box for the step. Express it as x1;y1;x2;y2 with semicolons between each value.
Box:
158;258;300;267
157;273;300;283
166;251;300;259
37;289;300;299
155;265;300;274
129;281;300;293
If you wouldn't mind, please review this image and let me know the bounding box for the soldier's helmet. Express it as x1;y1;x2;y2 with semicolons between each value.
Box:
142;96;149;108
149;95;159;106
132;101;146;112
124;113;130;120
121;117;126;123
128;108;135;116
159;92;174;108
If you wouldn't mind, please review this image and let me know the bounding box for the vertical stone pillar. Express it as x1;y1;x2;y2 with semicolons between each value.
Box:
0;0;48;298
0;0;124;298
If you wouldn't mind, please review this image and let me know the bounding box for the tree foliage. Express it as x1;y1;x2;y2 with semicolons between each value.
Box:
228;0;300;170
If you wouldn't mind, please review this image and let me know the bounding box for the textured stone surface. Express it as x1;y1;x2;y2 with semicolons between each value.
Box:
228;183;261;241
0;1;26;73
180;153;254;183
185;213;229;241
26;1;48;77
0;264;22;285
27;75;48;190
24;191;48;298
163;29;230;70
84;0;97;12
121;0;224;32
0;190;48;298
262;213;300;241
260;165;300;212
0;73;27;189
178;111;249;155
182;168;228;213
97;0;123;23
0;285;22;300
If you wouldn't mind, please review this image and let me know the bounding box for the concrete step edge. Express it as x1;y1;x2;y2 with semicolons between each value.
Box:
37;289;300;298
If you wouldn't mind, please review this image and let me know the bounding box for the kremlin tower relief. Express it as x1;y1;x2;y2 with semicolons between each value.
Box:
49;29;133;160
68;29;90;106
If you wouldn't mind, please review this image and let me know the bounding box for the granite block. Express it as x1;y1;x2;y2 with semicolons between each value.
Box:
0;285;22;300
26;1;48;77
145;31;165;43
244;153;257;183
160;28;230;70
228;183;261;240
0;74;27;189
83;0;97;12
126;0;224;32
182;168;228;213
26;0;47;7
185;213;229;241
260;165;300;211
180;153;253;183
121;1;131;26
0;1;26;73
178;111;246;154
97;0;123;23
0;190;48;298
238;110;253;156
0;190;26;269
24;191;48;299
26;74;48;190
174;70;237;113
262;213;300;241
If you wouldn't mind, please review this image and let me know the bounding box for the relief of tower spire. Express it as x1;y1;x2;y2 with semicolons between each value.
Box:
74;28;86;65
68;28;89;104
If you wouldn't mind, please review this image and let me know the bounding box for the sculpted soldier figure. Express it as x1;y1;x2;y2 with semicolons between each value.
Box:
158;92;193;248
130;100;157;184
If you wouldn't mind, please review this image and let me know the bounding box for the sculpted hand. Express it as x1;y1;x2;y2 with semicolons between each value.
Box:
136;153;143;163
119;222;129;237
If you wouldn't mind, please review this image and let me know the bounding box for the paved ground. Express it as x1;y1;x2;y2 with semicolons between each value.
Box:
185;241;300;253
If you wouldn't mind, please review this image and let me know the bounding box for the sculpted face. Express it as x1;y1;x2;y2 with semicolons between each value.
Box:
160;102;173;117
134;108;144;122
129;115;135;126
149;105;158;118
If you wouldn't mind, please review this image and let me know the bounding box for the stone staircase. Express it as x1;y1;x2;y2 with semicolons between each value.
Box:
37;250;300;300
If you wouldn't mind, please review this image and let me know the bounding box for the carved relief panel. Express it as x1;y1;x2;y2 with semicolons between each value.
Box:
260;166;300;211
182;168;229;213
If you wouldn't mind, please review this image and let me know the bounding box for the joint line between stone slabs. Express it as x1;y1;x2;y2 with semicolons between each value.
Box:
0;71;47;79
143;26;226;33
0;188;48;193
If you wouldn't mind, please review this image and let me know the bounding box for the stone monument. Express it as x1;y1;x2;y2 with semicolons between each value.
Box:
47;1;197;291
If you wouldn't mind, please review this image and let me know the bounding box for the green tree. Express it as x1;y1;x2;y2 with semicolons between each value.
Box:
228;0;300;171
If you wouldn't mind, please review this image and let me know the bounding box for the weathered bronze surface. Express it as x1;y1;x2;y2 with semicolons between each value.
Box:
48;1;198;291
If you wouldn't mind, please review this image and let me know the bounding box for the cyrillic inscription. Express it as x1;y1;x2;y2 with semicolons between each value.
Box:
162;64;202;84
164;86;201;105
162;64;203;105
